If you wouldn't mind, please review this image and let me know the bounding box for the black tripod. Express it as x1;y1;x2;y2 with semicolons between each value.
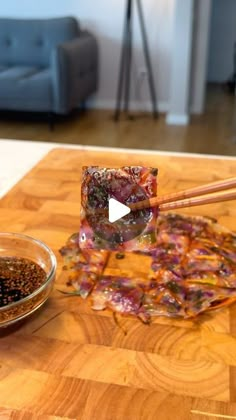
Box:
114;0;158;121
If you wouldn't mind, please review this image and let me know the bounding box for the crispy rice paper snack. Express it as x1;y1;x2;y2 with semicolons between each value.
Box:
60;214;236;321
60;233;110;299
79;166;158;252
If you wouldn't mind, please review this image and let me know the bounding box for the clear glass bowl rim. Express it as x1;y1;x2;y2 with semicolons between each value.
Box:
0;232;57;312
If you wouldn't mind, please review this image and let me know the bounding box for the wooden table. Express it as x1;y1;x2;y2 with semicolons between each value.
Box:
0;148;236;420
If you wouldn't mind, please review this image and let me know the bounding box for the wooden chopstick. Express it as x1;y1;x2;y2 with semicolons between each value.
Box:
159;190;236;212
129;177;236;211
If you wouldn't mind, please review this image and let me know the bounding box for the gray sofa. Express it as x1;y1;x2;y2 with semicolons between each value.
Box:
0;17;98;116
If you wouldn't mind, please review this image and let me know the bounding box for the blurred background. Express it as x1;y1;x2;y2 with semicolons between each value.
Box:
0;0;235;156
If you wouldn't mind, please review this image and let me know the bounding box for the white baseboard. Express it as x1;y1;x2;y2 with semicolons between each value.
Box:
166;113;190;125
88;99;169;113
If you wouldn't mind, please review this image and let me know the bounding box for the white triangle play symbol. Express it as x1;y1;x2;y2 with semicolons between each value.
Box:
108;198;131;223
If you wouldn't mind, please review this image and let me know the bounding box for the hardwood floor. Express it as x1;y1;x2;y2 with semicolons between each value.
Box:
0;85;235;156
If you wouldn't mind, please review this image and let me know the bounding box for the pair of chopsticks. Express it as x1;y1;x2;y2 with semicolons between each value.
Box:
129;177;236;212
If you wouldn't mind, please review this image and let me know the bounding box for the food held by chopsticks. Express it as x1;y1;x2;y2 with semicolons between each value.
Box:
79;166;158;252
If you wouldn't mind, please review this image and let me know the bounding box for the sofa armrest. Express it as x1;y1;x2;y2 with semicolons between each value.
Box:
51;30;98;114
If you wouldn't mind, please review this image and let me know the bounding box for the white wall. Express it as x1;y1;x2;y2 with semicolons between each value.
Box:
0;0;175;111
190;0;212;114
166;0;194;125
207;0;236;82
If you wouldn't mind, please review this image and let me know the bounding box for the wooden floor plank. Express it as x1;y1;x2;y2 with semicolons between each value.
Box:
0;85;235;156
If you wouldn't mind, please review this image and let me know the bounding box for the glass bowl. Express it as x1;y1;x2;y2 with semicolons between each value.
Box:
0;232;57;328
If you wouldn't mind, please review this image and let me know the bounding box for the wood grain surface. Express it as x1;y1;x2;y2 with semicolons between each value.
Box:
0;148;236;420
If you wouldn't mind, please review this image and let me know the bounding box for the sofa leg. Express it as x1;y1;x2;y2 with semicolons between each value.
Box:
48;112;55;131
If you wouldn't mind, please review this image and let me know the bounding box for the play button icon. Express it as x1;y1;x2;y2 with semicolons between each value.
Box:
108;198;131;223
80;166;156;249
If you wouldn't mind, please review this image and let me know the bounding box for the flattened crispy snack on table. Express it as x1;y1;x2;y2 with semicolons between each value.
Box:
60;214;236;322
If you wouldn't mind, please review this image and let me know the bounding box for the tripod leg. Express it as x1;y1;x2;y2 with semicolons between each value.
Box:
114;0;130;121
136;0;158;119
124;0;132;114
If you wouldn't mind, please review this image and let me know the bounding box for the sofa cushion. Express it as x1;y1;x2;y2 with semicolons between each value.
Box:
0;17;79;67
0;66;52;112
0;65;8;72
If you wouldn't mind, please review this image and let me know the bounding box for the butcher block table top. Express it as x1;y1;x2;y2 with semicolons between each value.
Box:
0;147;236;420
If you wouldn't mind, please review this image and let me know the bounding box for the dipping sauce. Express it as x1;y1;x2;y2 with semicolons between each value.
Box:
0;256;47;307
